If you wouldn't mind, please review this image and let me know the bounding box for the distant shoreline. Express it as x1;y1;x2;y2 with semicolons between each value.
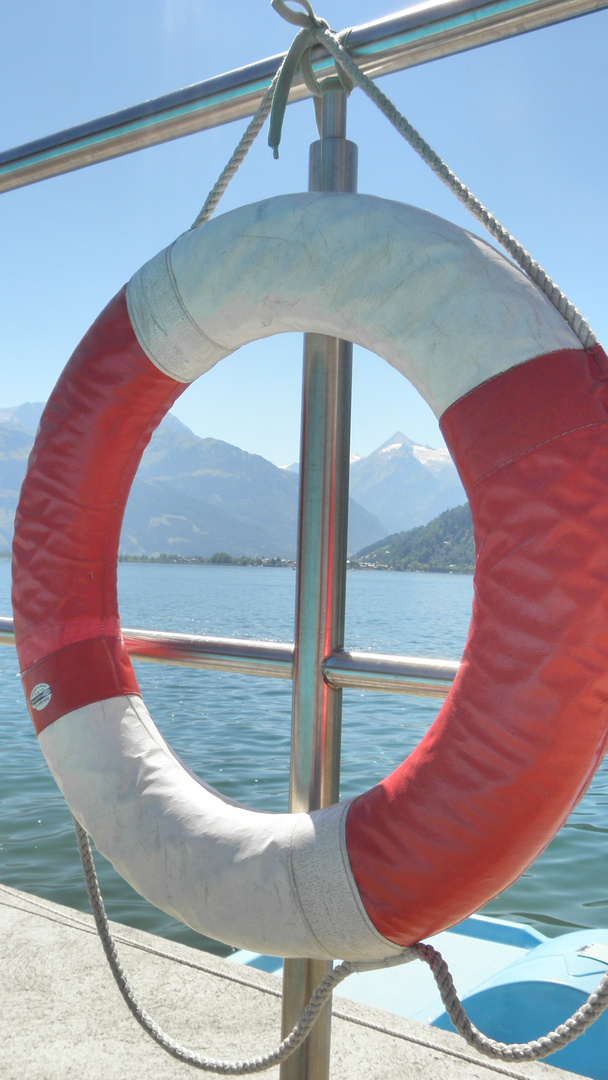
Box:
118;553;295;567
0;551;472;573
118;555;472;573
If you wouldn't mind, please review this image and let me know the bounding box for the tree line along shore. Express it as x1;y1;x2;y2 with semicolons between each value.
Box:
117;504;474;574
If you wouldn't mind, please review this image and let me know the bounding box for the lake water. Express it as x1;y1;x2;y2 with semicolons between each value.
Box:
1;560;607;956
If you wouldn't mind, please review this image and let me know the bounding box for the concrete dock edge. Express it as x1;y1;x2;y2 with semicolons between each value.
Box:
1;883;589;1080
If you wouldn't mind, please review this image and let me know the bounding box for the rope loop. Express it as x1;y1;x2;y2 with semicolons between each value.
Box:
268;0;352;156
270;0;327;31
417;942;608;1063
268;26;316;158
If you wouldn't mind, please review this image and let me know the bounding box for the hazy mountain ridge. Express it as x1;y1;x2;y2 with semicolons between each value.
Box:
0;408;465;558
0;406;383;557
137;425;300;553
0;402;44;433
121;477;278;557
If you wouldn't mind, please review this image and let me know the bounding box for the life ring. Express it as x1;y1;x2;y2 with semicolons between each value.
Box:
12;193;608;960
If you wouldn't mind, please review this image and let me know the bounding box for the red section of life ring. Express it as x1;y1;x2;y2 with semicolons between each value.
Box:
346;344;608;944
13;288;184;729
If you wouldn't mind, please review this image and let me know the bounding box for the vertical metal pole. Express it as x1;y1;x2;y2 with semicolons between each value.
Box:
279;92;358;1080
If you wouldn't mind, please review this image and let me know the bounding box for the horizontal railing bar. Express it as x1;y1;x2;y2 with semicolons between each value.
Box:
123;627;295;679
324;649;458;696
2;0;606;193
0;617;457;697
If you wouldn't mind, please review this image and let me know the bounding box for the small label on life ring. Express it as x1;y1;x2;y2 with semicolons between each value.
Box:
30;683;52;711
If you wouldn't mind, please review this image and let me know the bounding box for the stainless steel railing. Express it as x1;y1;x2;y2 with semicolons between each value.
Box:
1;0;606;193
0;617;458;698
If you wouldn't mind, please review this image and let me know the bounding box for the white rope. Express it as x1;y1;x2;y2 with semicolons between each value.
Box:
74;819;416;1074
417;941;608;1062
190;73;280;230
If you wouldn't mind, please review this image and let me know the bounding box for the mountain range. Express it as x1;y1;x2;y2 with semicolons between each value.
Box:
0;405;465;558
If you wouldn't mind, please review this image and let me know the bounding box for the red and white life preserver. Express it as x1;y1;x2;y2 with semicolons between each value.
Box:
13;193;608;960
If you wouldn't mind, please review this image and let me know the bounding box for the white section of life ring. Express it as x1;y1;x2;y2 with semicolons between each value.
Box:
127;193;579;415
39;698;402;959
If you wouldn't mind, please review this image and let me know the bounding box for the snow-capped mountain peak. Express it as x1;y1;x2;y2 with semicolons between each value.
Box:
349;432;464;536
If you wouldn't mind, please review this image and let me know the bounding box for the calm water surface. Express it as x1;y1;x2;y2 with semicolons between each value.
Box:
1;561;607;954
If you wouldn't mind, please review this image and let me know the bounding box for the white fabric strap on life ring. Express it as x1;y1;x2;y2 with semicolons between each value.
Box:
14;193;608;960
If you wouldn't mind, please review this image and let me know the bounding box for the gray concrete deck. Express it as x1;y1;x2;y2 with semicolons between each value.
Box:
1;883;589;1080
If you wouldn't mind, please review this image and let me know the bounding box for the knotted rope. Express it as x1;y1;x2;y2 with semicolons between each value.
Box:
266;0;353;156
190;1;352;228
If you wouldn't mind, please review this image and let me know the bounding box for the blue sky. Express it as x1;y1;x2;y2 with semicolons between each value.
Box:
2;1;607;464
